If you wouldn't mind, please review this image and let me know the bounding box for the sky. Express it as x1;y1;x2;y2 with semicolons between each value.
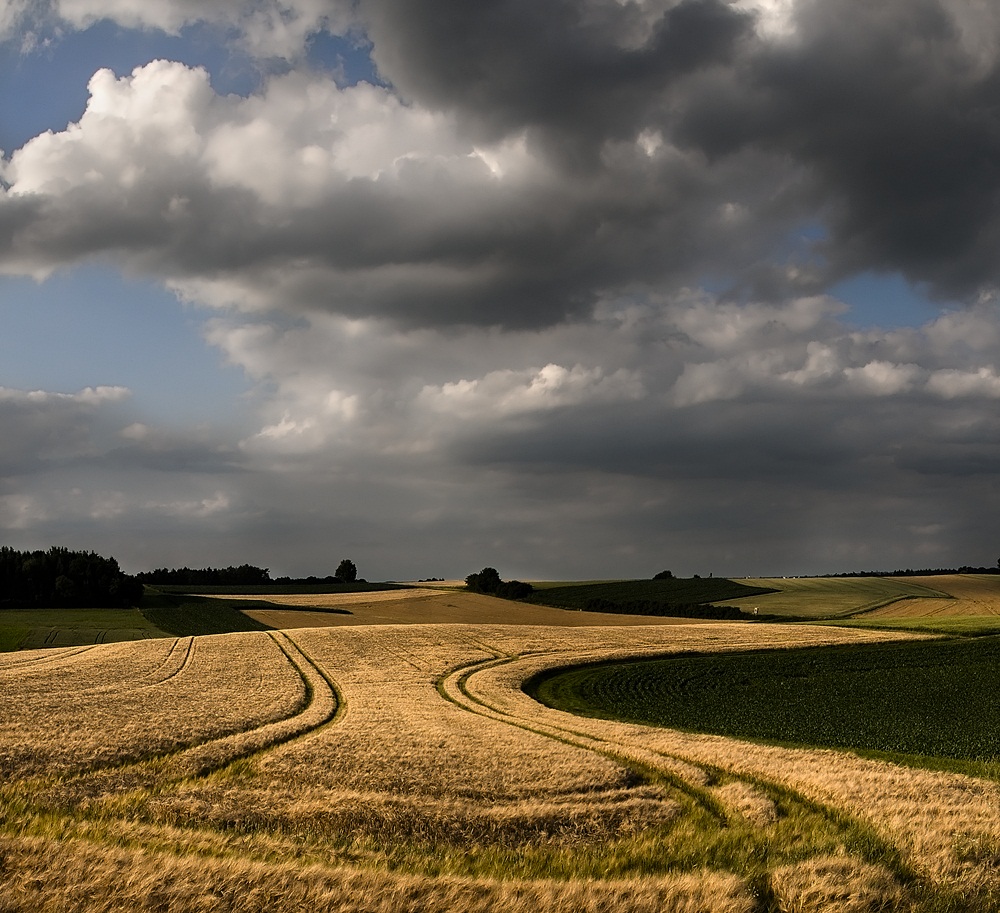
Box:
2;0;1000;581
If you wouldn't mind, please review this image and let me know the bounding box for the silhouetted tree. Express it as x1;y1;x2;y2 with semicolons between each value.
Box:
336;558;358;583
465;567;502;594
465;567;533;600
135;565;270;586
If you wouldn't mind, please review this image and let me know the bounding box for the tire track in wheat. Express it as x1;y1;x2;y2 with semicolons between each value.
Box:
139;636;194;687
159;631;341;779
0;645;98;673
438;648;921;902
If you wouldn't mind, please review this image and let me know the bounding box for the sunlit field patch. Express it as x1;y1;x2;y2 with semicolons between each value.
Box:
2;619;1000;911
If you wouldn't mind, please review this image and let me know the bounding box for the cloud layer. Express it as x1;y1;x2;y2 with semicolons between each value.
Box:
2;0;1000;577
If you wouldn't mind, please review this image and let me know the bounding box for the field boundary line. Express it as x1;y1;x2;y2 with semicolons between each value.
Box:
845;593;955;619
836;593;952;618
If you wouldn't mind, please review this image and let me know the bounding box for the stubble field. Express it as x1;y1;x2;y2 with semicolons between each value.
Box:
3;600;1000;913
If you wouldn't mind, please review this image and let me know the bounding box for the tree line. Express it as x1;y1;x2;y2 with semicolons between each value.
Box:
136;558;360;586
0;546;143;609
134;564;273;586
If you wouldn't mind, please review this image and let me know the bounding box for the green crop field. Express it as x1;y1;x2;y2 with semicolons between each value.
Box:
0;607;167;651
823;615;1000;637
717;576;950;617
531;636;1000;776
525;577;774;615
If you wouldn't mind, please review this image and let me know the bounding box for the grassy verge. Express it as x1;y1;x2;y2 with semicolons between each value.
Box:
820;615;1000;637
0;625;30;651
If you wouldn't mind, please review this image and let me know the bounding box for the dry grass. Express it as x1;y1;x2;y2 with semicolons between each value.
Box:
4;619;1000;910
769;855;909;913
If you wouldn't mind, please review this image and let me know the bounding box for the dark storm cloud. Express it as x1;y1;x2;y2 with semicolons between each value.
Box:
675;0;1000;299
360;0;1000;306
7;0;1000;326
363;0;750;147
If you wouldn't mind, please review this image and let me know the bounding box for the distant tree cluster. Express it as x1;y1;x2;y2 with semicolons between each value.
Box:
134;564;272;586
831;565;1000;578
0;546;143;609
138;559;364;587
652;570;674;579
465;567;534;600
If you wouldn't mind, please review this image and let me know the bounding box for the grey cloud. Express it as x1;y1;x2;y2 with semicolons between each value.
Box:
1;61;795;329
0;387;130;475
363;0;750;151
6;0;1000;326
675;0;1000;299
6;1;1000;578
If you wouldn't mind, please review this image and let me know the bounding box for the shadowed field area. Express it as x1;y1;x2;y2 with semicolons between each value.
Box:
532;635;1000;774
218;588;724;627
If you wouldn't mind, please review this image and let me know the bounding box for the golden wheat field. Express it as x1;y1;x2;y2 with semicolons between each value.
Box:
2;615;999;911
867;574;1000;617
